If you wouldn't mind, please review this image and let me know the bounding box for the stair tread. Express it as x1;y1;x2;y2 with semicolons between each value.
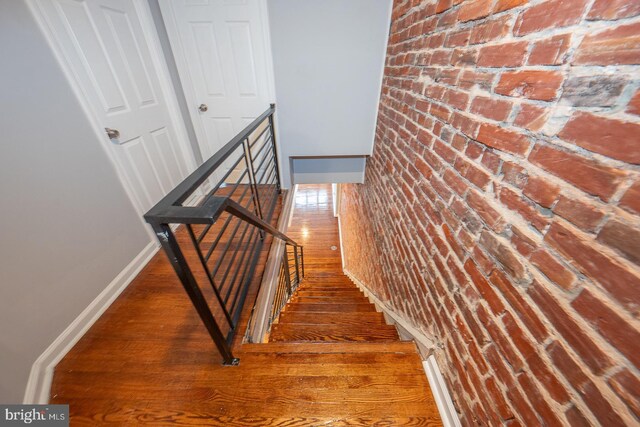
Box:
240;341;418;354
292;295;371;303
285;303;377;313
270;323;399;340
278;311;386;326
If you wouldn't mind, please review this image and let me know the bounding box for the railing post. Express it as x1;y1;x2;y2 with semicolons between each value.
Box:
293;245;301;287
243;138;264;221
283;246;292;297
267;104;282;193
150;223;239;366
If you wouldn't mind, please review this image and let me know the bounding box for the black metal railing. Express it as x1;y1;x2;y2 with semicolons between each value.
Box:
144;104;303;365
269;243;304;326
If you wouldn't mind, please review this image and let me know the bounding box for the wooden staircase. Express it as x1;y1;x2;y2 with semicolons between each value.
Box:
269;274;400;343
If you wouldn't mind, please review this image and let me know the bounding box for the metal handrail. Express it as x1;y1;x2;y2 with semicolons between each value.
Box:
144;104;303;365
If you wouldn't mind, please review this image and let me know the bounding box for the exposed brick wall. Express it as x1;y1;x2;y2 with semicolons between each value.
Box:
338;0;640;425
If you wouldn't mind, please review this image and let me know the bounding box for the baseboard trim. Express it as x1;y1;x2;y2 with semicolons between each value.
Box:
23;241;159;404
424;356;463;427
246;186;298;343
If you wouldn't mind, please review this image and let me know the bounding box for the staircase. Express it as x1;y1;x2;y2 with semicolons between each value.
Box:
269;273;400;343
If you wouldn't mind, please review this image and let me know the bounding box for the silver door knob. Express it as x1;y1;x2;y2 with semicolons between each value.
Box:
198;104;208;112
105;127;120;139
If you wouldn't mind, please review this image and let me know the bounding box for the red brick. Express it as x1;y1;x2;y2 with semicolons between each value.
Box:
564;406;591;427
525;351;571;404
451;48;478;66
494;0;527;13
473;246;494;275
528;144;626;201
481;231;527;281
458;159;490;190
478;42;529;67
516;374;564;426
514;0;590;35
478;305;524;371
490;270;548;342
572;289;640;368
470;96;512;121
619;180;640;214
573;22;640;65
469;16;511;44
529;282;613;374
528;34;572;65
443;88;469;111
579;381;627;426
464;259;505;315
523;176;560;208
495;70;564;101
547;342;626;426
513;104;548;132
608;369;640;418
588;0;640;20
485;377;514;420
628;89;640;115
445;29;471;47
502;162;528;188
459;0;493;22
481;150;501;174
597;219;640;265
552;195;605;232
546;341;590;389
466;190;505;232
485;344;516;388
530;249;576;290
545;222;640;316
505;387;539;426
559;112;640;164
459;70;495;91
510;226;536;257
476;123;530;156
498;186;549;232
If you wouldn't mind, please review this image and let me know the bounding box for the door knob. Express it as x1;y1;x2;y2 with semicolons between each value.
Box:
198;104;208;112
105;127;120;139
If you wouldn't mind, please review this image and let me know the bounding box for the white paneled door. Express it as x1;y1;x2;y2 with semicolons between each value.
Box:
32;0;193;218
159;0;274;162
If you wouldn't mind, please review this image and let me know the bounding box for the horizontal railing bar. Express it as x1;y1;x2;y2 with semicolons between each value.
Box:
145;105;275;222
202;186;252;262
224;199;301;247
217;220;253;297
197;171;250;244
250;135;273;164
249;126;271;149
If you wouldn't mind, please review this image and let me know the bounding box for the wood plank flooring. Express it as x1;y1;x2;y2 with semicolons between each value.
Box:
50;184;442;426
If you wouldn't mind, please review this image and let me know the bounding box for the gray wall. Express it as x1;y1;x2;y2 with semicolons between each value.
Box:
147;0;203;164
292;157;366;184
268;0;392;187
0;0;150;402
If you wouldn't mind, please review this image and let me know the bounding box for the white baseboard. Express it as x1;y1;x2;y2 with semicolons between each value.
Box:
424;356;463;427
23;241;159;404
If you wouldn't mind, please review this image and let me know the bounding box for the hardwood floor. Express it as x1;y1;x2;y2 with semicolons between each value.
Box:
50;184;442;426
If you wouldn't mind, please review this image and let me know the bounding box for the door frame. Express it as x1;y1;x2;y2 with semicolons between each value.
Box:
27;0;198;241
158;0;277;163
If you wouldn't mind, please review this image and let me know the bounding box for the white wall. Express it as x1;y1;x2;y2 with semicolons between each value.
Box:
267;0;392;187
0;0;150;402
